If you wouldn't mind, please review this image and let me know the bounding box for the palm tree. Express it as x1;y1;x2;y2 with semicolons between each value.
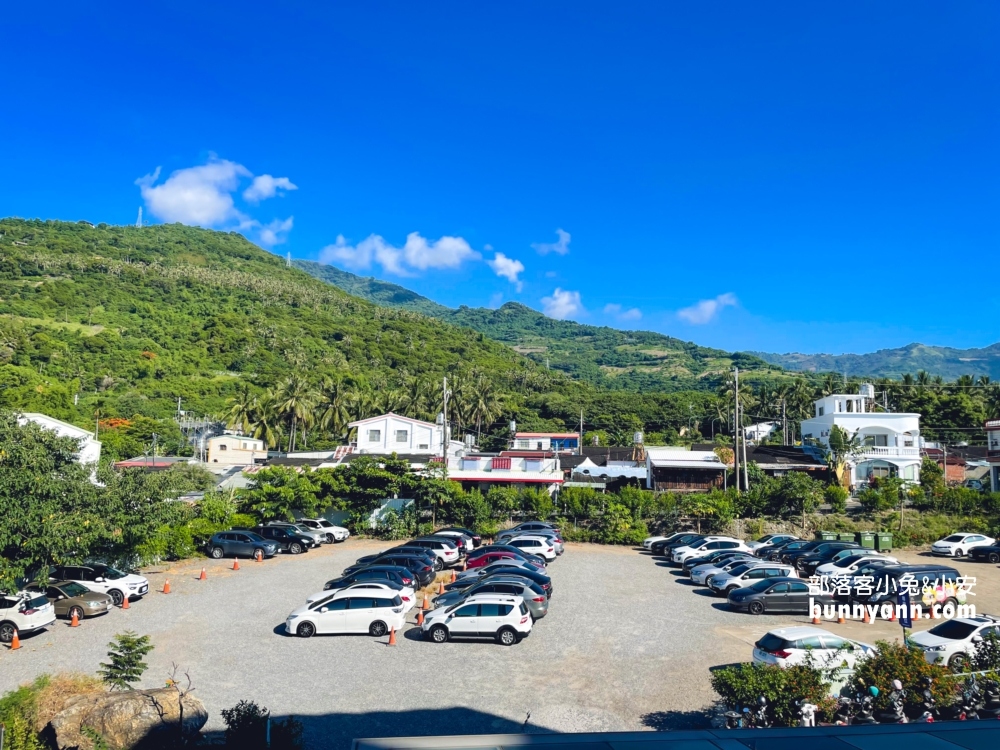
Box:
249;393;282;449
401;378;434;421
317;376;353;439
226;384;258;434
276;375;316;452
469;374;503;442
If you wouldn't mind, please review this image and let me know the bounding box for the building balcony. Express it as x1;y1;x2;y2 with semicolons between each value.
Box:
860;446;920;459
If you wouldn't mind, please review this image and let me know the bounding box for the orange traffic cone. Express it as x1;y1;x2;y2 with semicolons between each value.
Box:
121;596;130;610
233;559;240;571
863;610;871;624
162;580;171;594
70;611;80;627
438;581;445;595
387;627;397;646
255;549;263;562
837;613;846;624
450;569;456;583
930;604;938;619
889;607;897;622
10;629;21;650
812;613;822;625
198;568;207;581
421;595;430;610
416;610;424;626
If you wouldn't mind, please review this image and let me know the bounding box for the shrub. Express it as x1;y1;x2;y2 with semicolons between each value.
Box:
848;640;955;714
98;631;154;690
0;678;46;750
824;485;848;514
221;699;269;749
710;662;832;726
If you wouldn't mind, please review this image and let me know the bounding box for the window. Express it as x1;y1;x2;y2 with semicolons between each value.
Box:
395;430;408;442
325;599;349;611
219;444;227;451
817;406;825;417
794;636;825;649
745;569;766;579
418;443;429;449
769;583;790;594
765;568;787;577
454;605;478;617
788;581;810;593
863;434;888;447
822;636;851;650
347;598;376;610
480;603;502;616
368;429;381;443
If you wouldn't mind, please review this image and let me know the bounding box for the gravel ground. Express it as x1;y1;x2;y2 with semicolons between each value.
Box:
2;541;998;748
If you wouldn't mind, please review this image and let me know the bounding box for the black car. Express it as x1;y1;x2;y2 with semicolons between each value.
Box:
782;541;858;570
727;577;838;615
324;566;416;591
762;538;811;560
448;565;553;597
356;547;437;569
344;554;436;586
207;531;279;560
682;549;752;573
848;563;961;609
437;526;483;547
651;533;703;556
796;544;864;576
246;526;313;554
970;545;1000;564
834;559;899;601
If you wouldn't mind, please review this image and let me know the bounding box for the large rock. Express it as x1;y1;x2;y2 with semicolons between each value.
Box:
47;687;208;750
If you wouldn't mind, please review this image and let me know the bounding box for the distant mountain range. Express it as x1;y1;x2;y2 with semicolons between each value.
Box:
296;260;1000;383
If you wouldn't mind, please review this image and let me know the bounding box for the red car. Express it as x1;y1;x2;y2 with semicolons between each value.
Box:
465;551;519;569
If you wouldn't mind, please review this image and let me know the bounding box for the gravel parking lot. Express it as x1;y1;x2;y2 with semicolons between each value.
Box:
2;541;999;748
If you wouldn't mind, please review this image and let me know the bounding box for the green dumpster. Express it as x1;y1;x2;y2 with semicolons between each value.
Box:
839;532;856;542
857;532;876;549
817;531;838;541
875;532;893;552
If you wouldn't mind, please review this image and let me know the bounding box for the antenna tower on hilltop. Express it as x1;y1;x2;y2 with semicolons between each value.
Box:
136;207;143;228
286;251;291;267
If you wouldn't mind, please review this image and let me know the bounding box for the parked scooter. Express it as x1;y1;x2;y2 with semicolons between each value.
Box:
797;699;818;727
751;696;772;729
833;695;857;726
852;686;879;725
723;707;751;729
876;680;908;724
915;676;937;722
978;678;1000;720
947;675;984;721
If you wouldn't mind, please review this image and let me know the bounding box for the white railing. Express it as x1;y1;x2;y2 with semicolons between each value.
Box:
862;446;920;457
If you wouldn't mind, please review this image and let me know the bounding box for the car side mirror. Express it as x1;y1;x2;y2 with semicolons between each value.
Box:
972;635;984;644
95;577;105;583
320;607;329;613
446;615;454;622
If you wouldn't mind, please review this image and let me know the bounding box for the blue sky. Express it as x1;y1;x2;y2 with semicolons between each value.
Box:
2;2;997;354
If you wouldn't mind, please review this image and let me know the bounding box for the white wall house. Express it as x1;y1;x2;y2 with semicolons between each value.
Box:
986;418;1000;492
349;413;464;458
207;434;268;466
800;385;921;485
444;453;564;495
744;421;777;442
19;412;102;466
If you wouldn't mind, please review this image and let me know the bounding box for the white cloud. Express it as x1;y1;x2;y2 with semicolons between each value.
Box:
135;158;250;226
243;175;298;203
541;288;583;320
604;303;642;322
258;217;294;247
318;232;479;277
532;228;571;256
677;293;738;325
487;252;525;291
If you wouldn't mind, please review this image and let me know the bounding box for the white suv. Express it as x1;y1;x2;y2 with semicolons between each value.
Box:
285;589;406;638
297;518;350;543
49;564;149;607
931;533;996;558
908;615;1000;670
506;535;557;562
0;591;57;643
672;537;747;564
421;594;532;646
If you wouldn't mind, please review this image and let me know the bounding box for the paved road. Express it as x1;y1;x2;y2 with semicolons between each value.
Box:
2;541;997;748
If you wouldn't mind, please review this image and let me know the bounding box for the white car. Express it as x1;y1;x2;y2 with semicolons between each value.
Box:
0;591;57;644
433;529;475;552
411;538;462;567
498;529;565;556
708;562;797;594
421;594;532;646
643;535;671;549
690;555;761;586
907;615;1000;669
48;564;149;607
753;626;877;669
672;537;746;564
306;582;416;612
506;535;557;562
747;534;798;551
931;533;996;558
815;553;898;577
297;518;350;543
285;588;406;638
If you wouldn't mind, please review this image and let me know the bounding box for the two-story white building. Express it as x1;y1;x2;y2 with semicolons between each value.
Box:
444;452;564;495
800;385;922;486
985;418;1000;492
348;413;464;459
207;434;268;467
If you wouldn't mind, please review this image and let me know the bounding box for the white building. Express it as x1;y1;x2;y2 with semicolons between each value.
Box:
800;385;921;485
986;418;1000;492
444;452;564;495
207;434;268;466
19;412;102;466
744;421;777;442
348;413;464;458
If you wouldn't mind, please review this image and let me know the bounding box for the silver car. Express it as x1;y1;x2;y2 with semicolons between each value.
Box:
690;555;759;585
708;563;797;595
433;576;549;619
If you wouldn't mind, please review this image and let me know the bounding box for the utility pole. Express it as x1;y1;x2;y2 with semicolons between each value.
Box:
733;368;740;492
782;399;787;446
579;410;584;455
441;377;450;478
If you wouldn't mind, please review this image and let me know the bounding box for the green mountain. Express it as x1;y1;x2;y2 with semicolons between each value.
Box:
294;259;785;393
752;344;1000;381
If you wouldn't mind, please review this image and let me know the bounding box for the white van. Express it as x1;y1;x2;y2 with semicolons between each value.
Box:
285;589;406;638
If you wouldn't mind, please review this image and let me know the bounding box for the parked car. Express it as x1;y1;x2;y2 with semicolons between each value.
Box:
682;549;755;573
307;581;415;612
642;535;672;549
0;591;56;643
796;544;871;576
815;553;898;577
783;541;859;571
753;626;877;668
708;563;797;595
421;534;471;556
689;555;760;585
263;521;324;547
747;533;799;551
436;526;483;548
761;538;811;560
651;533;702;556
297;518;350;543
498;529;565;555
421;594;532;645
468;544;547;568
458;557;546;579
450;565;553;597
505;535;558;562
931;533;997;558
207;531;279;560
324;566;416;591
728;578;837;615
907;615;1000;669
35;581;114;619
673;538;749;564
355;547;437;570
504;521;559;536
432;529;476;552
285;590;406;638
848;563;962;610
970;545;1000;564
48;564;149;607
835;559;900;600
467;550;523;569
434;576;549;619
407;537;462;568
250;525;314;554
343;555;435;586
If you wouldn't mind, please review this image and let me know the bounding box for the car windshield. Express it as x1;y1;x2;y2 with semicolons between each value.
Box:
757;534;776;542
100;566;127;579
943;535;966;543
928;620;978;640
60;582;90;597
748;579;775;592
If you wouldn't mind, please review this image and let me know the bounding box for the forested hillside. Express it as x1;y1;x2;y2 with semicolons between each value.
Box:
754;344;1000;381
295;259;784;392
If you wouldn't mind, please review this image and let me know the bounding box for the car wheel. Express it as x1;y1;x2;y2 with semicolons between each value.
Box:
497;627;518;646
296;622;315;638
69;606;84;621
253;548;265;560
325;533;335;544
748;601;765;615
989;552;1000;564
429;624;449;643
948;652;968;671
955;548;965;557
289;543;303;554
369;620;388;637
0;622;16;643
108;589;124;607
210;546;224;559
434;559;443;571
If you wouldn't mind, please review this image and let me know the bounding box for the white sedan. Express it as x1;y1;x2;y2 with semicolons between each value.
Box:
306;582;416;612
747;534;798;551
753;626;877;669
672;537;748;564
642;535;671;550
907;615;1000;670
815;553;898;577
931;533;996;558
